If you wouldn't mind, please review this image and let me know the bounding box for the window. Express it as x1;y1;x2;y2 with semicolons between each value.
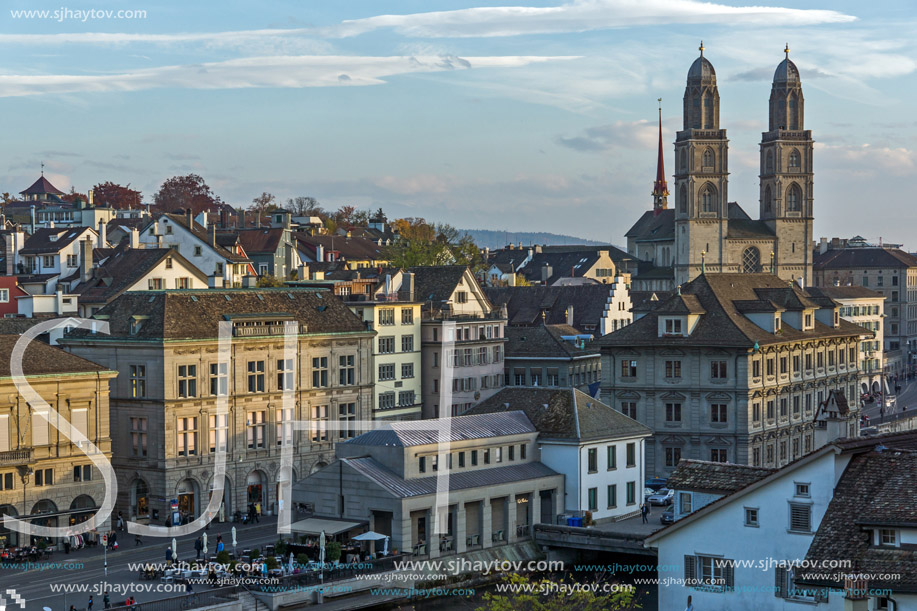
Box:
767;400;775;420
401;363;414;379
621;402;637;419
130;365;146;398
246;361;265;393
710;404;727;423
794;482;810;497
780;398;787;418
338;403;356;439
878;529;898;547
458;452;465;468
789;502;812;533
378;364;395;381
664;360;682;378
378;392;396;410
752;360;761;378
710;361;726;379
0;473;12;490
31;410;50;446
626;481;636;505
766;358;775;376
711;449;727;462
401;335;414;352
131;417;147;457
664;319;683;335
339;355;355;385
210;413;228;453
547;368;559;386
311;405;328;442
703;148;714;167
752;402;761;422
277;359;294;391
193;245;201;256
792;396;800;417
741;507;760;527
177;364;197;398
66;254;78;267
508;445;514;461
607;446;617;470
312;357;329;388
626;442;636;467
775;567;827;602
73;464;92;482
401;308;413;324
680;492;693;514
621;360;637;378
177;417;197;456
743;246;761;273
418;456;426;473
665;403;682;422
584;487;597;511
147;278;164;290
495;447;503;463
607;484;617;508
34;468;53;487
688;555;731;590
455;291;468;304
42;255;54;268
665;447;681;467
483;449;491;464
378;336;395;354
520;443;527;460
786;184;801;211
379;308;395;325
701;184;716;213
587;448;597;473
471;450;478;466
789;150;800;168
0;289;7;304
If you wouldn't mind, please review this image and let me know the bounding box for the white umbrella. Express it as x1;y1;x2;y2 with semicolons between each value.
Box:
202;533;208;556
383;536;389;555
231;526;237;547
171;537;177;561
289;551;295;573
319;530;326;567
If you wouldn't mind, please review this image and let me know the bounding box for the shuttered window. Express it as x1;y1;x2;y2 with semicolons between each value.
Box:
0;415;9;452
32;410;49;446
789;502;812;533
684;554;697;584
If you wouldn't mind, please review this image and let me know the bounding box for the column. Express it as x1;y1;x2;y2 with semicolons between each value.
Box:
481;499;493;549
506;494;517;543
428;508;440;558
531;490;541;530
399;512;412;556
456;506;467;554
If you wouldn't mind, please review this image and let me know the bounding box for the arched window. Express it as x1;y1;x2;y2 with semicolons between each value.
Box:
766;151;774;174
679;185;687;213
680;149;687;172
703;92;714;128
788;95;798;130
764;186;773;213
789;150;800;169
787;184;802;212
743;247;762;274
701;184;716;213
703;148;714;168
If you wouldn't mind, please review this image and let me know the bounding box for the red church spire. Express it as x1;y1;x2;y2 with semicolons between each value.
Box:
652;98;669;213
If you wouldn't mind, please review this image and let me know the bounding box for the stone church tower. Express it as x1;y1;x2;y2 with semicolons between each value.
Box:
760;45;814;286
674;43;730;285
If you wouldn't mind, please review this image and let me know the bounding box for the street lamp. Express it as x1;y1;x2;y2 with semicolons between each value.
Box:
16;467;32;548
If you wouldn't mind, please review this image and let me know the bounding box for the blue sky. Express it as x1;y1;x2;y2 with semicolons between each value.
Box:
1;0;915;244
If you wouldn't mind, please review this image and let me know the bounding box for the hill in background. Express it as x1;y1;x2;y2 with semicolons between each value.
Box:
460;229;606;250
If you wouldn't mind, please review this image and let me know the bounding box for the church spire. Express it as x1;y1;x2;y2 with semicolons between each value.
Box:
652;99;668;213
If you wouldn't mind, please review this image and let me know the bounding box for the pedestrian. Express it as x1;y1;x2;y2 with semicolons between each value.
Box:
185;578;194;593
166;546;174;565
216;539;224;554
88;595;94;611
135;533;143;546
685;594;694;611
195;536;202;560
103;590;111;609
117;511;124;532
640;502;649;524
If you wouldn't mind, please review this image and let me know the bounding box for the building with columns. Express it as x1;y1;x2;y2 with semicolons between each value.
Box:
627;44;814;290
292;412;564;557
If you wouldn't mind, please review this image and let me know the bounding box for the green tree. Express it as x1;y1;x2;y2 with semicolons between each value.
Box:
477;573;636;611
385;218;483;269
256;275;284;288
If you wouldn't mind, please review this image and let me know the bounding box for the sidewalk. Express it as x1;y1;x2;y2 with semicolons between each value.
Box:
593;510;667;537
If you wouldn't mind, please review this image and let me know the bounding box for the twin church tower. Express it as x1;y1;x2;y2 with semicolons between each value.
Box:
627;43;814;289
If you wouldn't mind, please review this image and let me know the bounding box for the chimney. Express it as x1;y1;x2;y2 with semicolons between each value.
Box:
97;219;107;248
185;209;193;229
818;237;828;255
566;305;574;327
210;224;217;247
129;227;139;249
541;263;552;284
255;213;261;229
220;208;228;229
312;270;325;281
316;243;325;263
535;245;542;254
88;189;94;206
48;221;54;229
30;205;36;234
403;272;415;301
56;287;64;314
283;212;292;230
80;237;93;284
243;275;257;288
208;274;221;289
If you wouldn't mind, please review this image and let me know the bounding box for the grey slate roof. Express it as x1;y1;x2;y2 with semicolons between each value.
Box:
344;457;559;499
343;411;535;448
504;324;597;359
146;213;249;262
466;387;652;442
73;247;206;305
625;210;675;242
666;459;776;494
807;286;886;300
814;247;917;270
0;335;108;378
483;284;614;332
407;266;478;314
20;227;92;255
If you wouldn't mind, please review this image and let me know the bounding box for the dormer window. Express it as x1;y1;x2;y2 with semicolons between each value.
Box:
804;313;812;329
877;529;898;547
775;316;781;332
665;319;682;335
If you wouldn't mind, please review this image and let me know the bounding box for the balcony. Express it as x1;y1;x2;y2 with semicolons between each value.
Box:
0;449;32;466
233;323;293;337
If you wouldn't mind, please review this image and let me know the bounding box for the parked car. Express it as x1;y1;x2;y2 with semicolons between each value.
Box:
660;507;675;524
648;488;674;506
645;478;668;491
644;487;656;499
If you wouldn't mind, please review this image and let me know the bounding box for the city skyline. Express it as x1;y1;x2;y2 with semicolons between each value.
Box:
1;0;915;245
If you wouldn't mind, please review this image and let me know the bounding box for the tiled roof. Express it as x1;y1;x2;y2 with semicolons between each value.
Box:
483;285;615;332
807;286;885;300
797;446;917;592
227;228;286;255
504;324;597;358
667;460;775;494
625;210;675;242
725;218;776;240
150;213;249;262
597;273;866;349
20;175;65;196
66;288;367;340
814;247;917;270
487;245;631;286
343;411;535;447
630;290;673;312
467;387;652;442
408;266;472;309
73;247;206;305
295;233;387;262
0;334;107;377
20;227;93;255
344;457;559;499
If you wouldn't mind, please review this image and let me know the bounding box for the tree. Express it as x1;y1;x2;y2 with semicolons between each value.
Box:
92;181;142;209
285;196;323;217
477;573;636;611
61;187;84;204
153;174;222;214
256;275;284;288
334;205;357;226
1;193;14;205
384;218;482;269
250;192;277;218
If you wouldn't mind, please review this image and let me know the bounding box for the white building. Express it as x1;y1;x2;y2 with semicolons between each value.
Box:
17;227;98;290
645;429;917;611
468;387;652;523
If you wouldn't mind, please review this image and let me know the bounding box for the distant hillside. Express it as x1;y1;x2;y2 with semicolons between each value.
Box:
460;229;605;250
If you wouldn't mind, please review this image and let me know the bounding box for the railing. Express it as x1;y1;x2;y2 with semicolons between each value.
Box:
0;449;32;466
108;585;240;611
232;324;294;337
249;555;406;592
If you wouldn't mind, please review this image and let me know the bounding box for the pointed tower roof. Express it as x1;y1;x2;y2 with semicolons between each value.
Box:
19;175;65;196
653;102;668;197
687;41;716;83
774;43;800;84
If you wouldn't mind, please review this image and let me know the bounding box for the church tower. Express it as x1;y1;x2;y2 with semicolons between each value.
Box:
674;42;729;285
760;45;814;285
652;100;669;212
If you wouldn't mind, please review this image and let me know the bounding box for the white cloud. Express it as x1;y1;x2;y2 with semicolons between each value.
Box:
557;118;675;152
330;0;855;39
0;54;576;97
817;142;916;177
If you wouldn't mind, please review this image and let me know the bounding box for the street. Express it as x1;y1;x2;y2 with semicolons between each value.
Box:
0;515;290;610
860;374;917;425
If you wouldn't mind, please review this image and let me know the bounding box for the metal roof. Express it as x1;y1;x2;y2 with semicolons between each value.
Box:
343;411;535;448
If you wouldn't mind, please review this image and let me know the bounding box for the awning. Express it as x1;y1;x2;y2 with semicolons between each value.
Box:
352;531;387;541
289;517;365;536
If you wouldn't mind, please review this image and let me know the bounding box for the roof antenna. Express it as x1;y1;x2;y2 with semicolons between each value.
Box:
41;161;45;176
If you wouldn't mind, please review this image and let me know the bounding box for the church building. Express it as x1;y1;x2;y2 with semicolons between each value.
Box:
627;44;814;290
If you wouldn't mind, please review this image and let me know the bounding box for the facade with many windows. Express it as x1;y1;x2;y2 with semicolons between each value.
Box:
503;324;601;393
598;274;867;475
61;288;373;524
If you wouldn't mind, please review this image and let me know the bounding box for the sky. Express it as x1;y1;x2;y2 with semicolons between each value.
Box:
1;0;915;245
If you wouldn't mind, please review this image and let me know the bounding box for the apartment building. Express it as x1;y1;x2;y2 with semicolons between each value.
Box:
61;288;374;523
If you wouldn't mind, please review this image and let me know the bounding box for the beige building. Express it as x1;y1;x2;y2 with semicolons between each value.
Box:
597;274;868;475
0;336;116;546
61;289;374;523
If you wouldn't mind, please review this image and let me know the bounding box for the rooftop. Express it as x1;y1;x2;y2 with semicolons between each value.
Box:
667;460;776;494
342;411;535;448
